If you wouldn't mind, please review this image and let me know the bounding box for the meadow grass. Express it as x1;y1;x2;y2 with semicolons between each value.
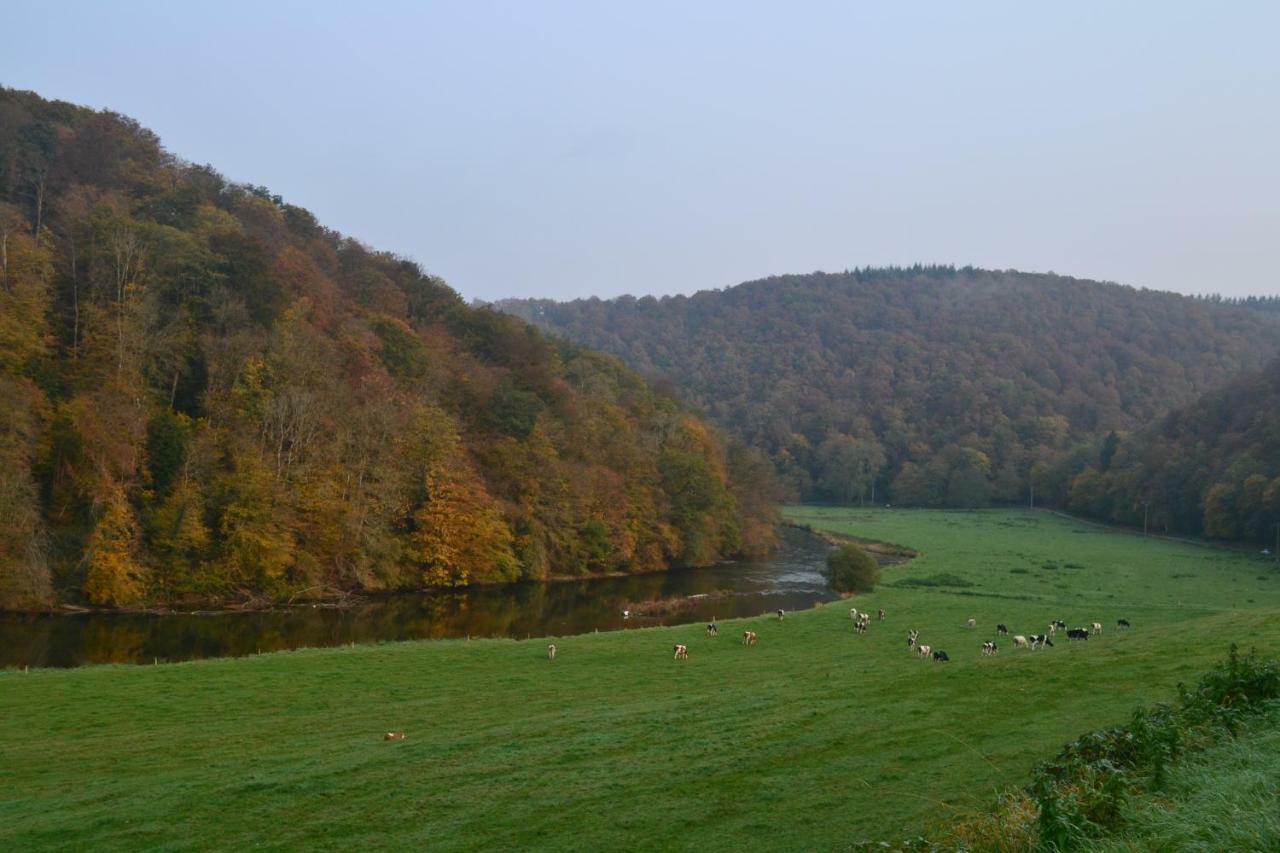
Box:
3;508;1280;851
1095;720;1280;851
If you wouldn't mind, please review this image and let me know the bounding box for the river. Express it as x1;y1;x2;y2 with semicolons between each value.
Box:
1;527;851;668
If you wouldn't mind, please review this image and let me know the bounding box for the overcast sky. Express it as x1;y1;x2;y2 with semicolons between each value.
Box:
5;1;1278;301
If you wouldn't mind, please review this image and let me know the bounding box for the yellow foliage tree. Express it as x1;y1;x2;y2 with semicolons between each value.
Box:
84;486;147;606
415;460;518;586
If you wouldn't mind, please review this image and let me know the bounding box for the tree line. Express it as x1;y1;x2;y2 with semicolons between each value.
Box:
1031;357;1280;547
499;267;1280;518
0;88;777;611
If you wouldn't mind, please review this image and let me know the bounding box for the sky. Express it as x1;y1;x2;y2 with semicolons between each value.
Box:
4;1;1279;301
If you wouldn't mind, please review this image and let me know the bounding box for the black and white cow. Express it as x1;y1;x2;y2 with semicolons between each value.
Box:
1066;628;1089;641
1031;634;1054;649
1117;618;1131;629
996;624;1009;636
706;622;718;636
932;650;950;662
982;641;998;656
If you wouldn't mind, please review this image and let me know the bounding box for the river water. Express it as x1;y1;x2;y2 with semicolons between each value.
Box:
1;527;844;668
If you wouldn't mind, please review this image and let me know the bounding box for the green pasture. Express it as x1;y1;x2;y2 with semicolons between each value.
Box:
3;508;1279;850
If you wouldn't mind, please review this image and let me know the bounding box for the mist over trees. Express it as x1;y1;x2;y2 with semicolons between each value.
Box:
0;88;776;611
499;268;1280;530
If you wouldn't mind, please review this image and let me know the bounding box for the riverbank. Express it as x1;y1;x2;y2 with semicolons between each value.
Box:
0;527;836;668
5;508;1279;850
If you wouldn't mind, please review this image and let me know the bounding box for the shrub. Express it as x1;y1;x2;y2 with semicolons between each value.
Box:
824;544;880;593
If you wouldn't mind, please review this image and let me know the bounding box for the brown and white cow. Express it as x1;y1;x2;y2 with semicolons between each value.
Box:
742;631;758;646
673;643;689;659
547;643;557;660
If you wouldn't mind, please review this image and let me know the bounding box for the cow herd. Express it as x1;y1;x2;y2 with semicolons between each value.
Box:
542;606;1132;665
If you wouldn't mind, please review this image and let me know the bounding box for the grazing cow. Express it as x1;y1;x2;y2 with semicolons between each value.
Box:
777;609;786;621
547;643;557;660
907;629;920;649
706;622;718;636
384;732;406;741
996;624;1009;636
966;618;977;629
1091;622;1102;636
1013;635;1030;649
917;644;932;659
1066;628;1089;641
673;643;689;659
742;631;757;646
933;650;950;662
1053;620;1066;630
1117;618;1131;629
1047;623;1057;637
1031;634;1054;649
982;641;998;656
878;608;886;621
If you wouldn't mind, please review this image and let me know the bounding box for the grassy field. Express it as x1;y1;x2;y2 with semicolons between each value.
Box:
3;508;1280;851
1098;719;1280;851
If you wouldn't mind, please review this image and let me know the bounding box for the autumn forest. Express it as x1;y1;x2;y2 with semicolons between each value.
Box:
2;85;1279;614
0;88;776;611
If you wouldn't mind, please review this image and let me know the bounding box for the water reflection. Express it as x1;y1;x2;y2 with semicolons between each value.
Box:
1;528;839;668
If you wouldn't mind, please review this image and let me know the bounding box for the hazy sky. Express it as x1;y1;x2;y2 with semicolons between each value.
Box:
5;2;1278;301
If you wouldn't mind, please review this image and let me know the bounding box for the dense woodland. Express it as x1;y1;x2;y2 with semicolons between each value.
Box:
1036;357;1280;546
500;268;1280;536
0;88;777;611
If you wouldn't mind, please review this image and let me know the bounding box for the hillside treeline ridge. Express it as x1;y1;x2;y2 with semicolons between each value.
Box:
498;267;1280;543
1036;357;1280;546
0;88;777;610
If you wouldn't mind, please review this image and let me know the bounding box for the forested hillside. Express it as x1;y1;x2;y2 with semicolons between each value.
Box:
499;268;1280;508
0;88;776;611
1037;356;1280;546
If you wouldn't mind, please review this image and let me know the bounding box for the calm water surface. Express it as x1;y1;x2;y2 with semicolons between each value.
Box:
1;528;850;668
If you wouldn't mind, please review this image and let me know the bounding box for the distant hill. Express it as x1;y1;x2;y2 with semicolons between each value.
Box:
1038;356;1280;545
0;88;775;610
498;267;1280;506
